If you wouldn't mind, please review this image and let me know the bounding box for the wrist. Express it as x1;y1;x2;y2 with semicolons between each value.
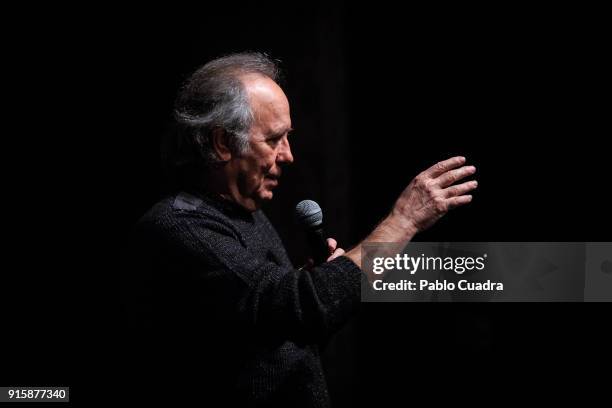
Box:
377;213;418;242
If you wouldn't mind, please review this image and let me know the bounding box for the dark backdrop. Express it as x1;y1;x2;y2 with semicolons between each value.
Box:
4;2;609;405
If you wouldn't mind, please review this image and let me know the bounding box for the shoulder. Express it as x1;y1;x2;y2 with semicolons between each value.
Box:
134;192;239;243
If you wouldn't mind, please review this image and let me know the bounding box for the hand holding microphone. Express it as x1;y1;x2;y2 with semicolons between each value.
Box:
295;200;345;267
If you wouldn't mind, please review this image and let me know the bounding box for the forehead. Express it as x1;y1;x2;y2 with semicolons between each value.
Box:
241;74;291;134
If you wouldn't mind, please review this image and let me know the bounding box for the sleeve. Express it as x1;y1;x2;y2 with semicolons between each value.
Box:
158;210;365;344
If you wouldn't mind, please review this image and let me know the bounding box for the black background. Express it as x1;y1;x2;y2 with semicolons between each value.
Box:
4;2;610;405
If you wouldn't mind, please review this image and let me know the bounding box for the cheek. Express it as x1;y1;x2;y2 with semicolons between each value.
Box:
244;156;269;185
263;151;277;168
242;145;277;182
253;152;276;177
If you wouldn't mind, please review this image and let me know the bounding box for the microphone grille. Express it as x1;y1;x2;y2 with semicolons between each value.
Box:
295;200;323;227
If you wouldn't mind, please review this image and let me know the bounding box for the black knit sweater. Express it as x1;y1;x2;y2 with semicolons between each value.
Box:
123;191;364;407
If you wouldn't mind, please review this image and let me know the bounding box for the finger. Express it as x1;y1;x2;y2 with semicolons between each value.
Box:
446;194;473;210
443;180;478;198
327;247;346;262
424;156;466;178
436;165;476;188
326;238;338;253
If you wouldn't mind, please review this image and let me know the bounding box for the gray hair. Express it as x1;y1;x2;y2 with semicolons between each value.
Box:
173;52;281;169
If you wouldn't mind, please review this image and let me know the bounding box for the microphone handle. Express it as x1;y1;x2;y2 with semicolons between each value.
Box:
307;226;329;265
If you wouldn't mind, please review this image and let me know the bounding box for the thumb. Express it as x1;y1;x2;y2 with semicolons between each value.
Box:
326;238;338;254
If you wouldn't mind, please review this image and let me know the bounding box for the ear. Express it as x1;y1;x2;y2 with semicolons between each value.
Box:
211;128;232;162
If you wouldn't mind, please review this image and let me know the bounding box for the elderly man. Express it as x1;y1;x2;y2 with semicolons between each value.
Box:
125;52;477;406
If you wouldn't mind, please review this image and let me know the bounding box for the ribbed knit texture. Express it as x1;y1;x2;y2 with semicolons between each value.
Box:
123;191;364;407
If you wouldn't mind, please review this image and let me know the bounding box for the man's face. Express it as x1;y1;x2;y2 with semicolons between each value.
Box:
228;74;294;211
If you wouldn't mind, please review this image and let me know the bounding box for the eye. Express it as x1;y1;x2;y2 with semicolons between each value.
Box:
267;136;283;146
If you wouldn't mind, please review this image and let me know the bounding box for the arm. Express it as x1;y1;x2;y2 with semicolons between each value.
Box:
157;213;362;345
344;156;478;281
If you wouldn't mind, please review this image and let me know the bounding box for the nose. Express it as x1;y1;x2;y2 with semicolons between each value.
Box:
277;136;294;165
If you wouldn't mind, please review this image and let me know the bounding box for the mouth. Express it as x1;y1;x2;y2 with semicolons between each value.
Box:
266;171;281;180
264;174;280;188
265;176;279;185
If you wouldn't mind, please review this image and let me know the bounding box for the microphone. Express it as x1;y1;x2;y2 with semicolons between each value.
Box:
295;200;329;265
